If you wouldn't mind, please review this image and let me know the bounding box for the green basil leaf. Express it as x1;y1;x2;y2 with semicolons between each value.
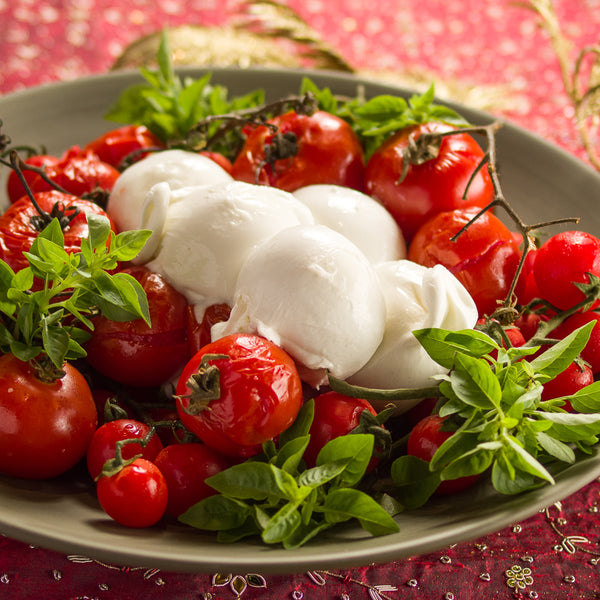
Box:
279;398;314;447
179;495;250;531
316;433;374;487
41;321;69;368
568;380;600;412
390;455;441;509
449;353;502;409
491;460;543;495
261;502;302;544
535;431;576;463
503;435;555;484
282;519;332;549
537;411;600;442
297;459;350;489
205;462;287;501
271;435;310;474
440;443;496;480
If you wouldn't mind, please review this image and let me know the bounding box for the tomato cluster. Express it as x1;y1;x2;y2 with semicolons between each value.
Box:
3;91;600;533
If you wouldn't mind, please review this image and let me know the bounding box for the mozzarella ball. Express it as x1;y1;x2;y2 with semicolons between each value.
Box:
293;184;406;263
107;149;232;232
212;224;386;381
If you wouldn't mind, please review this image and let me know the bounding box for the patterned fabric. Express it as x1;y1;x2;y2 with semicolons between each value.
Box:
1;1;600;598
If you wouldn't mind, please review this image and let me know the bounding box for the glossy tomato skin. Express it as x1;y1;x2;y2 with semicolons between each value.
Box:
0;190;117;275
408;208;522;316
186;303;231;357
365;122;494;242
304;391;380;469
28;146;120;197
407;415;479;495
0;354;98;480
541;362;594;411
96;458;168;527
231;110;365;192
84;125;163;169
6;154;60;204
84;265;190;387
533;231;600;311
176;333;304;458
86;418;164;480
153;443;232;517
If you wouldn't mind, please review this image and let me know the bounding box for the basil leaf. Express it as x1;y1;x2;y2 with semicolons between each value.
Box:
179;495;250;531
316;433;374;487
390;455;441;509
205;462;287;501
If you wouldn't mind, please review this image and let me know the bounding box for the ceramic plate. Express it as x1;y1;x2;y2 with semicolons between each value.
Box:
1;68;600;575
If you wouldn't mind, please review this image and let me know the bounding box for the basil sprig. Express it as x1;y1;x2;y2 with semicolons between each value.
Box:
0;213;151;370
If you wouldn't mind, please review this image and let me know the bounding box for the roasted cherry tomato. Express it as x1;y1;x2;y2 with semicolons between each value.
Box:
533;231;600;311
28;146;120;198
365;122;494;242
0;190;117;275
96;458;168;528
84;265;190;387
6;154;60;204
176;333;303;458
231;110;365;192
199;151;233;174
304;391;382;470
86;418;164;480
153;442;232;517
408;207;522;316
407;414;479;495
0;354;97;480
84;125;163;169
186;303;232;357
541;362;594;411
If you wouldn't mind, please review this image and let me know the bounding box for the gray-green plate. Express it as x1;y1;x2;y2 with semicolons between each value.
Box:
1;68;600;574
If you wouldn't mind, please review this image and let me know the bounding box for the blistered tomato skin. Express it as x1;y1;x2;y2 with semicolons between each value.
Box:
84;265;190;387
533;231;600;311
176;333;304;458
6;154;60;204
231;110;365;192
408;208;522;316
0;355;98;480
365;122;494;242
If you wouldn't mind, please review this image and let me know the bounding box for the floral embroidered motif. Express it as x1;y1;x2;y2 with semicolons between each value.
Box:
505;565;534;590
211;573;267;598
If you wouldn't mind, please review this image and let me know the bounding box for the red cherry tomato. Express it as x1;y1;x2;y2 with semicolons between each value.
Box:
96;458;168;527
304;391;381;470
84;125;163;169
176;333;303;458
199;151;233;174
365;122;494;242
28;146;120;198
0;354;97;480
86;418;163;480
541;362;594;411
407;414;479;495
533;231;600;311
514;246;542;306
153;443;232;517
6;154;60;204
0;190;117;275
408;208;522;316
231;110;365;192
552;310;600;374
84;265;190;387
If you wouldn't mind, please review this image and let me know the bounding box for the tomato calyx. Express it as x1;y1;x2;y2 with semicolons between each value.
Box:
29;355;66;383
349;406;395;457
257;129;299;184
176;353;230;415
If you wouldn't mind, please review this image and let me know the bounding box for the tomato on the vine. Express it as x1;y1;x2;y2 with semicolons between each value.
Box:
0;190;117;275
406;414;479;495
541;362;594;411
365;122;494;242
84;265;190;387
86;418;164;480
84;125;163;169
533;230;600;311
408;207;522;316
6;154;60;204
0;354;97;480
96;458;168;528
153;442;232;517
175;333;303;458
231;110;365;192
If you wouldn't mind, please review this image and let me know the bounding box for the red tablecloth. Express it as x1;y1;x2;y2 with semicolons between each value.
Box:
2;1;600;598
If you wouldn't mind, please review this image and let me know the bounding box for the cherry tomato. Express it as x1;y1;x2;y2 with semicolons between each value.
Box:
28;146;120;198
186;303;231;357
365;122;494;242
153;442;232;517
514;311;544;341
476;317;526;360
0;354;97;480
176;333;303;458
84;125;163;169
84;265;190;387
408;208;522;316
407;414;479;495
199;151;233;175
0;190;117;275
533;231;600;311
6;154;60;204
86;418;163;480
96;458;168;527
552;310;600;374
541;362;594;411
514;246;542;306
304;391;381;470
231;110;365;192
